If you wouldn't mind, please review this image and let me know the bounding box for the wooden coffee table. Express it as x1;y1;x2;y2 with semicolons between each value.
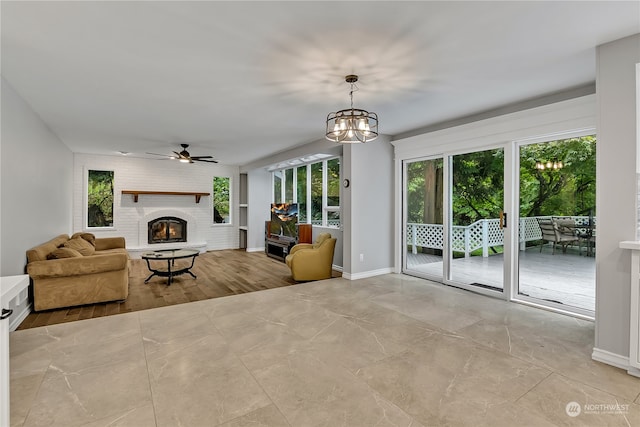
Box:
141;249;199;285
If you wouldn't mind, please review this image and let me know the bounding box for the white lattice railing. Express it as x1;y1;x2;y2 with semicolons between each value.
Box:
407;216;595;257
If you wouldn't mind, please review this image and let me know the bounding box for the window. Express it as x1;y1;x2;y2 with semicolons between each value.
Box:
285;168;294;203
326;158;340;226
272;156;341;228
311;162;323;224
87;170;114;228
273;171;282;204
213;176;230;224
297;166;307;223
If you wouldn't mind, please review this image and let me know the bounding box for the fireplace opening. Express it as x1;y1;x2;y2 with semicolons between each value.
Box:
148;217;187;244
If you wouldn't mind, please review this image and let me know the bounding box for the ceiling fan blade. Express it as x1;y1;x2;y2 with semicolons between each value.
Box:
190;155;213;159
146;153;176;160
194;159;218;163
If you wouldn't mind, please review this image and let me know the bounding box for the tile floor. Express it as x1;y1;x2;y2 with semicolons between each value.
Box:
9;274;640;426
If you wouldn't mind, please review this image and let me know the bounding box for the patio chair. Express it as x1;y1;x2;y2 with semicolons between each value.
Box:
537;218;557;253
537;218;579;254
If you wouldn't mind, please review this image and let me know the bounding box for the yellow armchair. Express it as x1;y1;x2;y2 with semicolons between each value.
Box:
285;233;336;281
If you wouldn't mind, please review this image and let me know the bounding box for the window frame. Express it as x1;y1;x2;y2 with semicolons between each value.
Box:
212;176;232;225
85;168;116;231
272;156;341;228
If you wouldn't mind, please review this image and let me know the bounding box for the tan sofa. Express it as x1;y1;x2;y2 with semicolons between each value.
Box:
26;234;130;311
285;233;337;281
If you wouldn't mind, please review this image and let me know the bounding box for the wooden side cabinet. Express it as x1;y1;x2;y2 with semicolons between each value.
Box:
298;224;313;244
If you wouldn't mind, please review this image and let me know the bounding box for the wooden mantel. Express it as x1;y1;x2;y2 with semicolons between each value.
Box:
122;190;210;203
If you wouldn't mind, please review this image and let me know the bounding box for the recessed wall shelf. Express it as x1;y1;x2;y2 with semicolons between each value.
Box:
122;190;210;203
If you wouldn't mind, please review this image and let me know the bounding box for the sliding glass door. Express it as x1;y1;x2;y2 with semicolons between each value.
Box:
402;137;595;317
402;148;507;293
403;157;444;281
516;135;596;314
448;148;505;292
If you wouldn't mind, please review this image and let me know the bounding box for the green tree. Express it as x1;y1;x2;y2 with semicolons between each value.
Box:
404;135;596;227
452;149;504;225
87;170;114;227
519;136;596;217
213;177;230;222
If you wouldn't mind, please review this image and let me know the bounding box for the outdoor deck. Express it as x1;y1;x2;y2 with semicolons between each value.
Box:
406;244;595;311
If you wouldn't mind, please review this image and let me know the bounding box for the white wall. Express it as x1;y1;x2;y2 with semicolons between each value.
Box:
313;226;343;269
73;154;239;252
0;77;73;276
342;136;395;278
594;34;640;360
246;168;272;251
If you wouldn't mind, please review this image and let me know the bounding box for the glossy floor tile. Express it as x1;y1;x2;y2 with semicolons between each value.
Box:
10;274;640;426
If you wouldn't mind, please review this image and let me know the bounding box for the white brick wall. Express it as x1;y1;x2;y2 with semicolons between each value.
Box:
73;154;240;252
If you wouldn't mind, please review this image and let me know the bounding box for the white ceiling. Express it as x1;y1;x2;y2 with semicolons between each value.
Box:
2;1;639;165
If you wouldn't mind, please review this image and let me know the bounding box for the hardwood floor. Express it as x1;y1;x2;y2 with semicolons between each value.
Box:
17;249;340;330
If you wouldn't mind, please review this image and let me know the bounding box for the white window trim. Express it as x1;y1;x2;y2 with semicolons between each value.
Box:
212;176;232;226
84;167;116;231
271;156;342;228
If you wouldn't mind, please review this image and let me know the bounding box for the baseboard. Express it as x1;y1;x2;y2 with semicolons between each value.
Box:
10;303;32;332
592;347;630;371
342;267;393;280
332;265;343;273
246;247;265;253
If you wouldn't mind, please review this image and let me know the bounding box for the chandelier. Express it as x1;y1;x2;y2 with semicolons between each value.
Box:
325;75;379;143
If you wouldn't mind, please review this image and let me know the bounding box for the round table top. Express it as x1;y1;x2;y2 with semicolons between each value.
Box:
141;249;200;260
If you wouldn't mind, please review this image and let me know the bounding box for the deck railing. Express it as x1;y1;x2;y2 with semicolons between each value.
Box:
407;216;595;257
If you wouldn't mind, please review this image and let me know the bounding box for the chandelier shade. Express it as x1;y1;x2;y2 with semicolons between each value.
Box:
325;75;379;143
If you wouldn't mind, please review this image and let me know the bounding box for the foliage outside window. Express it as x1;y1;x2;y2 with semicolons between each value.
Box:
519;135;596;218
273;171;282;204
87;170;114;228
326;158;340;207
406;158;444;225
310;162;323;225
285;169;294;203
452;148;504;226
297;166;307;223
213;177;230;224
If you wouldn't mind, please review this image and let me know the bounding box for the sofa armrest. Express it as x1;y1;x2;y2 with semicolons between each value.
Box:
289;243;313;256
27;253;128;280
94;237;126;251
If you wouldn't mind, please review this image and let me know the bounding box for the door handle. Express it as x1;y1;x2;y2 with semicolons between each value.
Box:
1;308;13;320
500;211;508;229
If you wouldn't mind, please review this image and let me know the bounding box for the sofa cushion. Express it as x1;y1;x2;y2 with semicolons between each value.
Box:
71;232;96;246
26;234;71;262
63;237;96;256
47;247;83;259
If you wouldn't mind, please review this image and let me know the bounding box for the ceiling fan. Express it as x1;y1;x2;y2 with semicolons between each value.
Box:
147;144;218;164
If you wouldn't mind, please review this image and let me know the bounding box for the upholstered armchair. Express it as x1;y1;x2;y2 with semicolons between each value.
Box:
285;233;337;281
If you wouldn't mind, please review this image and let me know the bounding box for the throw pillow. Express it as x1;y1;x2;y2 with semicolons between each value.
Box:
63;237;95;256
70;232;96;246
47;247;83;259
